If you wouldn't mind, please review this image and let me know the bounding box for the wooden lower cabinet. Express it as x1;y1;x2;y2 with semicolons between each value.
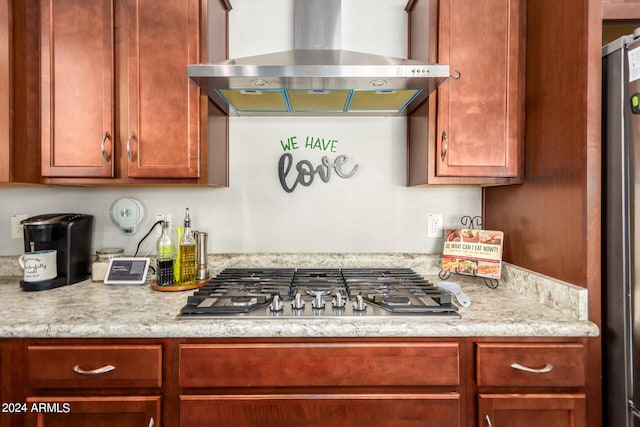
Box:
478;394;586;427
9;337;596;426
25;396;160;427
474;342;588;427
178;340;463;427
180;394;460;427
25;343;163;427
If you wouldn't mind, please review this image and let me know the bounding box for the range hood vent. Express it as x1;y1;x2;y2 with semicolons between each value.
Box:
188;0;450;116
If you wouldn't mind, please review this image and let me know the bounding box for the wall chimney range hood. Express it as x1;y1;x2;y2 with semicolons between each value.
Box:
188;0;450;116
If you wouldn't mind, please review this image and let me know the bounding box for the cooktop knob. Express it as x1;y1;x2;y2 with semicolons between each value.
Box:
312;292;325;309
332;293;346;309
353;295;367;311
291;293;305;310
270;295;284;312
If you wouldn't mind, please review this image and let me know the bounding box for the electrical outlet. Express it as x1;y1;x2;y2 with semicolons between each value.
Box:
427;214;444;238
155;213;172;228
11;213;27;239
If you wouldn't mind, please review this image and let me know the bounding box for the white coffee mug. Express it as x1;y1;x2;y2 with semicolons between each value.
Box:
18;250;57;282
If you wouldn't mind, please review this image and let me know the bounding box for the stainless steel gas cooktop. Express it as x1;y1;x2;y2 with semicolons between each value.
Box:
178;268;458;318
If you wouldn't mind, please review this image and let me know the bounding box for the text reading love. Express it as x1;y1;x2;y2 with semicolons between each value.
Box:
277;136;359;193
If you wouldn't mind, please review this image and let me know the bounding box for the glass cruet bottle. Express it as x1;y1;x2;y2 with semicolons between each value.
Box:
156;215;175;286
179;208;196;287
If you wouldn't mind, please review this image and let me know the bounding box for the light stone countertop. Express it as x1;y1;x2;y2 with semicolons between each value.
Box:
0;253;599;339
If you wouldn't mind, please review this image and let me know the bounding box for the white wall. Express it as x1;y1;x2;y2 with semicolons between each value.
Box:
0;0;481;256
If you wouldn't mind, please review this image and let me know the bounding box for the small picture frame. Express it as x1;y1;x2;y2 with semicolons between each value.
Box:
104;257;151;285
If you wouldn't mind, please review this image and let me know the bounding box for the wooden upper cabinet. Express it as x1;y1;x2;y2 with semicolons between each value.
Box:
407;0;525;185
126;0;200;179
436;0;523;178
36;0;228;184
40;0;115;178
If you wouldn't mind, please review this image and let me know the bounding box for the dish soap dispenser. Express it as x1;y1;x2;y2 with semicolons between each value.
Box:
156;215;175;286
179;208;196;287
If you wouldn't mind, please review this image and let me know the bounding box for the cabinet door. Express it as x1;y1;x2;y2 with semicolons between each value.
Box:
40;0;115;178
181;394;460;427
0;341;25;427
435;0;524;178
25;397;159;427
126;0;200;179
478;394;586;427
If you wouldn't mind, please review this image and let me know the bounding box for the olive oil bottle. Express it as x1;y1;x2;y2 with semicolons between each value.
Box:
179;208;196;286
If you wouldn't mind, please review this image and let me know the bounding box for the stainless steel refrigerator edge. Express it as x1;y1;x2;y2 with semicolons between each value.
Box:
603;29;640;427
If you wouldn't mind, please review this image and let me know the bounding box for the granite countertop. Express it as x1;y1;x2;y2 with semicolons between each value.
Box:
0;254;599;339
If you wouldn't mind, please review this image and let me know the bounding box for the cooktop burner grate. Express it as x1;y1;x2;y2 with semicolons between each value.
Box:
179;268;458;318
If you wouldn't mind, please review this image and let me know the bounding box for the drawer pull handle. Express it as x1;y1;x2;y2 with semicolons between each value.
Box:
510;362;554;374
72;364;116;376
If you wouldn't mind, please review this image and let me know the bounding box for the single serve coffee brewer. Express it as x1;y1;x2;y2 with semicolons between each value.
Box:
20;213;94;291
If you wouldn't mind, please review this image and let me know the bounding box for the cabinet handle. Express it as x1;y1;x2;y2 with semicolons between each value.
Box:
148;417;155;427
485;415;493;427
440;131;448;161
72;364;116;376
101;131;111;162
510;362;554;374
127;132;136;163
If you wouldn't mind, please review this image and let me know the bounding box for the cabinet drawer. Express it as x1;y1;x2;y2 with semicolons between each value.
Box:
180;342;459;388
181;394;460;427
27;345;162;389
476;343;585;387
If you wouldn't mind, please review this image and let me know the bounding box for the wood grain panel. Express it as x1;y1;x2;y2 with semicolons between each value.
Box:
180;342;460;388
483;0;600;291
181;394;460;427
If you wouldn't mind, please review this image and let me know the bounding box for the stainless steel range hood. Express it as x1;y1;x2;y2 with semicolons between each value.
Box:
188;0;450;116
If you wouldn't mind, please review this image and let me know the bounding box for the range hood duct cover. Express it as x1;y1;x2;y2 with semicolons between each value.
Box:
188;0;450;116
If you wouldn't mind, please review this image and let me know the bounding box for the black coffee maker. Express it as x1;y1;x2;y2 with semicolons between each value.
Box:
21;213;94;291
